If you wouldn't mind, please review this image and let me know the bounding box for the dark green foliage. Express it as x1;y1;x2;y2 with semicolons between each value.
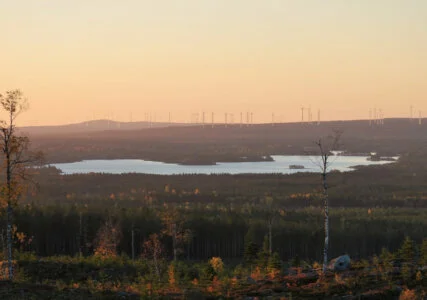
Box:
380;247;394;263
201;263;216;281
256;235;270;268
243;225;260;264
290;255;301;268
268;252;282;271
399;236;417;264
171;260;200;283
3;205;427;263
244;242;259;265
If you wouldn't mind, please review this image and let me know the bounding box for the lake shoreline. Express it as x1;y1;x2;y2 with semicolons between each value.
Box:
49;155;398;175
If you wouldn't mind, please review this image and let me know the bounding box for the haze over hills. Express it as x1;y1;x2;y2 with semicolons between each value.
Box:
25;117;427;165
19;117;426;137
17;119;192;135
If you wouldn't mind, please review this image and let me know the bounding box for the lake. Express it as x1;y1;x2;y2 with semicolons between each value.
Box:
50;155;396;175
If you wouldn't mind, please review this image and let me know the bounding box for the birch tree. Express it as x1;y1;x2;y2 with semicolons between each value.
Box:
160;208;186;261
142;233;165;282
263;195;276;255
0;89;42;280
314;130;342;274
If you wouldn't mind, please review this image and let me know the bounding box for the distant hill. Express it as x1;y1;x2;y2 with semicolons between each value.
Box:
17;119;191;135
25;117;427;164
19;117;426;137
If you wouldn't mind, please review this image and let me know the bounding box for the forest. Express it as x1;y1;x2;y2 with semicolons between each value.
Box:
1;102;427;298
0;133;425;298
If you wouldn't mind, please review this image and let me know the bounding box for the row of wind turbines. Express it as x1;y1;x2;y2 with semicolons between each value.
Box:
78;105;423;129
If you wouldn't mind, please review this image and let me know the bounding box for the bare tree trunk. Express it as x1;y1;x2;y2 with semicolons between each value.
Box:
314;131;341;276
79;212;83;257
172;223;177;261
131;228;135;261
268;218;272;255
322;171;329;274
7;205;13;280
6;149;13;280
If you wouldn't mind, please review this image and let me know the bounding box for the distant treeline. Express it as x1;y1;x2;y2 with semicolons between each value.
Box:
26;146;427;209
29;119;427;164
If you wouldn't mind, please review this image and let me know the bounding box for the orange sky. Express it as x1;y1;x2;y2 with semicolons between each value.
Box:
1;1;426;126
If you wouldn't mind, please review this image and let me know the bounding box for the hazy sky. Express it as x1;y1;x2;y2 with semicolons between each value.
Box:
1;1;426;126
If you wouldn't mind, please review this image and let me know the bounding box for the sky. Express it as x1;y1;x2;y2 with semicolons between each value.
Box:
1;1;426;126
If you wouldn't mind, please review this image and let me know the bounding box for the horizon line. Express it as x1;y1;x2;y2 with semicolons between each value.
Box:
17;116;424;128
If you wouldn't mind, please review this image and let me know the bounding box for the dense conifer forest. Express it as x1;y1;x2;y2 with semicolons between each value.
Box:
0;134;426;298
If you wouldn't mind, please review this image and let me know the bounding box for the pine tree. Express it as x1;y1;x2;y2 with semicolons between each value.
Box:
256;235;270;268
244;242;259;264
268;252;282;271
244;225;259;264
399;236;417;264
379;248;394;283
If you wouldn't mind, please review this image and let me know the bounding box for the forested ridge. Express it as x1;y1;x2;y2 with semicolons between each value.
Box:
28;119;427;164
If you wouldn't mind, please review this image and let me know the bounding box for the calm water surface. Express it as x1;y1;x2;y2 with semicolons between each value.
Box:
51;155;396;175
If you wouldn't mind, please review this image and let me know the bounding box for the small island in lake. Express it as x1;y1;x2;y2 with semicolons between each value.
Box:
289;164;305;169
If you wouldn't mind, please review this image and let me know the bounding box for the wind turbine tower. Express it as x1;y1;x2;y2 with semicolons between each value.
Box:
301;107;304;123
369;109;372;126
373;107;377;124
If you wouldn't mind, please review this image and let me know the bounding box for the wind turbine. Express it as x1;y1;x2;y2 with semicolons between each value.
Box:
301;106;304;123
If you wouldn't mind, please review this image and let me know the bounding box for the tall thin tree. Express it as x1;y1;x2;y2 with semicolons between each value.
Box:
263;195;276;255
0;89;42;280
314;130;342;274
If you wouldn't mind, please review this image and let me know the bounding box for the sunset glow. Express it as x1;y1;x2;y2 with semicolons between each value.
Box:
1;1;426;126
